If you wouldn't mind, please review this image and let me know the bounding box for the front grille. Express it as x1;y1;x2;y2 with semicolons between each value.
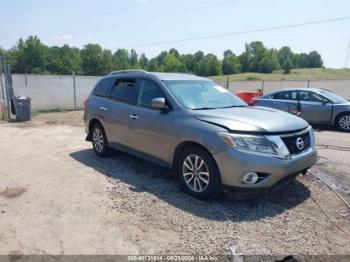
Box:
281;131;311;155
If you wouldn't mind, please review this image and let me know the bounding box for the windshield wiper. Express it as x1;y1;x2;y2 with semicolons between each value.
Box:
192;107;217;110
220;105;248;108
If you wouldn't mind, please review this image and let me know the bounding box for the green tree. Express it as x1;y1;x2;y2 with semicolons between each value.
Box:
129;49;139;68
282;59;293;74
259;49;280;73
298;53;309;68
1;36;326;76
13;36;48;73
80;44;102;75
169;48;180;59
81;44;114;75
222;49;240;75
194;54;221;76
238;52;250;72
139;53;149;70
47;45;82;74
278;46;293;68
161;53;185;72
307;51;323;68
207;54;221;76
292;53;300;68
180;54;195;72
194;51;204;63
114;49;130;70
148;58;158;71
156;51;168;68
100;49;115;74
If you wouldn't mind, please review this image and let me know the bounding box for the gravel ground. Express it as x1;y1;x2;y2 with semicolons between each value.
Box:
0;111;349;257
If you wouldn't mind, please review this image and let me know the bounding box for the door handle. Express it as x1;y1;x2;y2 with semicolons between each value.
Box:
130;114;139;120
99;106;107;111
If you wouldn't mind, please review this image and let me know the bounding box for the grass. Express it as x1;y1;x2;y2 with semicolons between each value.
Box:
210;68;350;82
31;108;76;116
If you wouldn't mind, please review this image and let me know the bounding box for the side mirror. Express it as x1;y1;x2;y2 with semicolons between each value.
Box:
151;98;167;110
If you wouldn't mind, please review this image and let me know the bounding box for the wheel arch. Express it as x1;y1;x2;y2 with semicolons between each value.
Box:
172;141;219;172
86;118;104;141
335;111;350;128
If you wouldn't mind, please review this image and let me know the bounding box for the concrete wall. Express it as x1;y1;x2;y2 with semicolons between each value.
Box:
11;74;350;110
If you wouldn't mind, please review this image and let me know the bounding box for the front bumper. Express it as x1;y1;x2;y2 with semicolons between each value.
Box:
214;146;317;191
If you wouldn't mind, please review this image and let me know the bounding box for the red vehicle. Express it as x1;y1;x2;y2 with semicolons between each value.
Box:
235;91;262;105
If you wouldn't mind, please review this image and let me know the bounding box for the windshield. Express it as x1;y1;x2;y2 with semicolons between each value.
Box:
319;89;348;103
163;80;247;110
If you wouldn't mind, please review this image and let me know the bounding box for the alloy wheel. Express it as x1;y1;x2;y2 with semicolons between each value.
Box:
339;115;350;130
92;128;104;153
182;154;210;192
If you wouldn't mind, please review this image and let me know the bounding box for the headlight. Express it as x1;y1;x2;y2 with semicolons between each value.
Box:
219;133;278;155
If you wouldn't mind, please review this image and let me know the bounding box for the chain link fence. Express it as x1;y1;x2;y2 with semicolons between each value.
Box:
11;74;350;111
215;79;350;99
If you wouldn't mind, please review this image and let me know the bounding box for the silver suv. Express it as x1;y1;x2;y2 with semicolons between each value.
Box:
84;70;317;199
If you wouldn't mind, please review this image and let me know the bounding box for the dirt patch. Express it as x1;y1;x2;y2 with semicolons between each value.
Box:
0;188;27;199
0;111;349;256
10;110;84;129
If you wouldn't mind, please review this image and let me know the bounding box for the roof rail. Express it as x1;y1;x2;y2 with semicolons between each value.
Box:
109;70;147;75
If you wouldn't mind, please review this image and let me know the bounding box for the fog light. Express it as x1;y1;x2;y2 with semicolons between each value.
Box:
242;172;259;184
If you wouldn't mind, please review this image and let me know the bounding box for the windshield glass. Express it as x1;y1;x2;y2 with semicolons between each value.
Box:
319;89;348;103
163;80;247;109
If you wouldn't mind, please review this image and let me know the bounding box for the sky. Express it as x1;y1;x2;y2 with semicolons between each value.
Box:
1;0;350;68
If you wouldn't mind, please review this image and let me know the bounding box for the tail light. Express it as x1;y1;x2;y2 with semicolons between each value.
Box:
248;99;257;106
83;99;90;107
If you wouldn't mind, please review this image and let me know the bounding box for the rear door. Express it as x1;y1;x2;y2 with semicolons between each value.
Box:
87;77;115;133
298;90;332;124
128;79;173;164
104;78;139;147
262;90;299;114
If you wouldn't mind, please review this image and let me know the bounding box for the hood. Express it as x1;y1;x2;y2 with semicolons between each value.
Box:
194;106;309;134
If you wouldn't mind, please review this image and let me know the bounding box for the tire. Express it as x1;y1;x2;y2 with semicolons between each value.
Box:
177;145;222;200
336;113;350;132
91;123;111;157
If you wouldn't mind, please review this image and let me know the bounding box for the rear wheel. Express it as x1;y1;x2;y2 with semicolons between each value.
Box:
336;113;350;132
91;123;110;157
177;145;222;200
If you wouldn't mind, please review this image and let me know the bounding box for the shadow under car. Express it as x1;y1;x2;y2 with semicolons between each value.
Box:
70;148;311;222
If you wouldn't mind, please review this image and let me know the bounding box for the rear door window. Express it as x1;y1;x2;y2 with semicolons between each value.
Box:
94;78;115;97
273;91;297;100
110;78;137;104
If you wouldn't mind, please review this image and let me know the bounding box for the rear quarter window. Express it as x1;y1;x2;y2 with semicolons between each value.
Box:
94;78;115;97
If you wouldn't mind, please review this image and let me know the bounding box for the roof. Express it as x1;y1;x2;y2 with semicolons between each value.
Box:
269;87;326;93
106;70;210;81
149;72;209;81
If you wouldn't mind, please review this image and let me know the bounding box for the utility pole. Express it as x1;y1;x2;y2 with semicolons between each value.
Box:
345;38;350;68
72;71;77;110
2;56;11;120
0;56;5;101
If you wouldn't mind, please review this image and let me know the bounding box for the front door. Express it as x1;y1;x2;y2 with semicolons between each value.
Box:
128;79;173;164
298;90;332;124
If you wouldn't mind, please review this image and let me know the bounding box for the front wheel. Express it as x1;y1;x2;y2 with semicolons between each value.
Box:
336;113;350;132
177;146;222;200
91;123;111;157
